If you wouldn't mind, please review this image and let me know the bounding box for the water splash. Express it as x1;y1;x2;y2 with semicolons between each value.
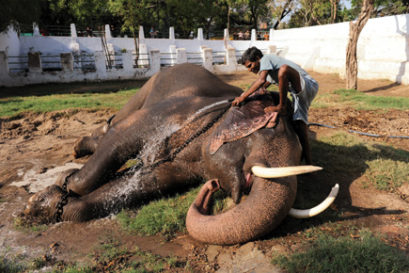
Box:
185;99;230;124
100;99;231;211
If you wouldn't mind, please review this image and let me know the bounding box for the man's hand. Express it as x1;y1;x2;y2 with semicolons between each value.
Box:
232;96;245;106
264;105;287;114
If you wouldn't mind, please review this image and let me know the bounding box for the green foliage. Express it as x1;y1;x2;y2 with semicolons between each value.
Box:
333;89;409;110
0;0;43;32
0;89;135;117
350;0;409;18
289;0;341;27
272;231;409;273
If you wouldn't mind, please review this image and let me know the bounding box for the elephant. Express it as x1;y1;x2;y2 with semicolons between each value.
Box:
24;63;338;245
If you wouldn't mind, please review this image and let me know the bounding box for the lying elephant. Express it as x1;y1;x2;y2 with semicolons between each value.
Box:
25;63;338;245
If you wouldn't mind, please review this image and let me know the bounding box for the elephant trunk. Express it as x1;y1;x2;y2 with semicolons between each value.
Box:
186;176;297;245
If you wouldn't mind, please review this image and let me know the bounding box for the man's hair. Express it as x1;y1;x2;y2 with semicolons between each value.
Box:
241;47;263;64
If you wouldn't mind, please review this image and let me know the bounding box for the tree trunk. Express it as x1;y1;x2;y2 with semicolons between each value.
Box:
345;0;374;90
273;0;292;30
330;0;339;23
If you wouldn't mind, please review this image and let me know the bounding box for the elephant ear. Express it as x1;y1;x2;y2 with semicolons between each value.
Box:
209;94;277;154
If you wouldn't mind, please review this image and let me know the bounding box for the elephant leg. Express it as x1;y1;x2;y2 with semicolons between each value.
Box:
73;114;117;158
61;172;174;221
64;110;149;196
74;135;102;158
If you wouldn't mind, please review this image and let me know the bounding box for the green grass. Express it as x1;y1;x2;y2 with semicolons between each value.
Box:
0;89;136;117
332;89;409;110
310;132;409;192
272;230;409;273
117;184;230;239
117;187;201;238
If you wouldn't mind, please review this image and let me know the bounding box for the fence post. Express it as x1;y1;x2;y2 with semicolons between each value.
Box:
0;51;10;85
70;23;77;38
198;28;204;41
28;52;42;73
201;47;213;71
122;51;133;71
149;50;160;74
226;48;237;66
61;53;73;71
176;48;187;64
33;23;41;37
105;24;112;40
251;29;257;42
138;26;149;67
94;51;107;78
169;27;175;41
269;28;274;42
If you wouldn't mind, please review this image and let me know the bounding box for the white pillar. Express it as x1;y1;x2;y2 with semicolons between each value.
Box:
176;48;187;64
226;48;237;66
122;52;133;71
138;25;145;41
201;47;213;72
95;51;107;78
251;29;257;41
70;23;77;38
269;28;274;42
105;24;112;40
149;50;161;75
0;51;10;83
198;28;204;41
224;28;230;40
33;23;41;37
169;27;175;41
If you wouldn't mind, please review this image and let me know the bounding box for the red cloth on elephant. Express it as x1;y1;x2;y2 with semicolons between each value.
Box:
209;94;278;154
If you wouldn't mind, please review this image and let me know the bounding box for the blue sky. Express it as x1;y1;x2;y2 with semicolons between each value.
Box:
340;0;352;9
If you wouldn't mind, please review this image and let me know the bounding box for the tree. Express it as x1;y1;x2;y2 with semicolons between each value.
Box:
270;0;296;29
288;0;342;27
345;0;374;89
350;0;409;17
0;0;43;33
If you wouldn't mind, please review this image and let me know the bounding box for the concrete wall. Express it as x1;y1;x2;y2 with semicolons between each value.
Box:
1;13;409;87
269;14;409;84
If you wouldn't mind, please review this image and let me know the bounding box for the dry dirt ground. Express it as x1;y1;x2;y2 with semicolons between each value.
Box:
0;71;408;272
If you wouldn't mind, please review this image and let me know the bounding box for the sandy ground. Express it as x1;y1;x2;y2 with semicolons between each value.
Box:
0;70;408;272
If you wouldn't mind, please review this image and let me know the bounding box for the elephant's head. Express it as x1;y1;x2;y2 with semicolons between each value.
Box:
186;97;339;245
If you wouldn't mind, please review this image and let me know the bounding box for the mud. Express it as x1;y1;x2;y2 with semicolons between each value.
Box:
0;71;408;271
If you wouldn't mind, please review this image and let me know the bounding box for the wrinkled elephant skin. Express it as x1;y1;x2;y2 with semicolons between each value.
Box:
25;63;306;245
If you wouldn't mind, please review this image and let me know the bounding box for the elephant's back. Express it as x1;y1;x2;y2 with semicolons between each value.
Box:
142;63;242;106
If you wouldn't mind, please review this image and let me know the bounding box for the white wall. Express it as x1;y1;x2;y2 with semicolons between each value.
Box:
270;14;409;84
1;13;409;87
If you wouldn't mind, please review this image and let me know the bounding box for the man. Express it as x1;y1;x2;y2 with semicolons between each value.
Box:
232;46;318;164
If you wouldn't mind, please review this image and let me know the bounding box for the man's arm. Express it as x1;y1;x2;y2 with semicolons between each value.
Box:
265;64;301;113
232;70;269;106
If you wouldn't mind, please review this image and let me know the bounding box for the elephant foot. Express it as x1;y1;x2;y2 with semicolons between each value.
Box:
55;168;80;190
193;179;220;214
73;136;98;158
24;185;65;224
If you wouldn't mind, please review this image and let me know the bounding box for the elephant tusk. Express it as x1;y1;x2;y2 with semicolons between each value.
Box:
289;183;339;219
251;165;323;178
